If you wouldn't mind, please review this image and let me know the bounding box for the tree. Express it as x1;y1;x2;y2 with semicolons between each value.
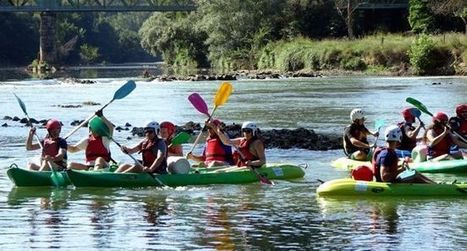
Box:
427;0;467;33
409;0;434;34
334;0;366;39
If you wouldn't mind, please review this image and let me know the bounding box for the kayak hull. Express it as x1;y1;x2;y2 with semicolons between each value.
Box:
67;164;305;187
7;164;305;187
7;168;72;187
317;178;467;197
331;157;467;173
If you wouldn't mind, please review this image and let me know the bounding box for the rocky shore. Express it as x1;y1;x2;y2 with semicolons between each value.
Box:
2;116;342;150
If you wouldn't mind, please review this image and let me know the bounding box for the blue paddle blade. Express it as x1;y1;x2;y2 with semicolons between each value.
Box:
113;80;136;100
374;119;385;130
409;107;421;118
13;93;28;115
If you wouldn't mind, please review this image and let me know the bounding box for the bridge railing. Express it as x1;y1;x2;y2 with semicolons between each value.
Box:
0;0;197;12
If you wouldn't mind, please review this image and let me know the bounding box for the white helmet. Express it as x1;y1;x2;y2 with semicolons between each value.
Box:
241;121;258;135
144;121;160;134
350;109;365;122
384;125;402;142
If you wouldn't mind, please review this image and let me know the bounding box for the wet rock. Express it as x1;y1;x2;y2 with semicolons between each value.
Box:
12;116;20;122
82;101;100;106
125;122;132;127
116;126;129;132
19;118;29;124
2;123;8;127
3;116;12;120
71;120;85;126
57;104;82;108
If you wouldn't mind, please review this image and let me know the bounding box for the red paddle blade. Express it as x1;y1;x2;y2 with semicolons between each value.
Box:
188;93;209;116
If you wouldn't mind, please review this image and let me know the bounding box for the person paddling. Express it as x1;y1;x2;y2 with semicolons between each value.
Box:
372;125;434;183
187;119;233;168
449;104;467;157
67;110;114;171
214;121;266;168
26;119;68;171
115;121;168;174
343;109;379;161
425;112;467;160
160;121;183;157
396;108;424;157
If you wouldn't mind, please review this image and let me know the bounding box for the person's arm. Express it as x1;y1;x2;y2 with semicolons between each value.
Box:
186;151;205;162
98;112;115;137
405;124;422;140
209;122;241;147
25;127;40;151
246;140;266;167
146;141;166;173
451;133;467;148
169;145;183;156
67;137;88;153
427;128;448;147
121;142;141;155
47;139;67;162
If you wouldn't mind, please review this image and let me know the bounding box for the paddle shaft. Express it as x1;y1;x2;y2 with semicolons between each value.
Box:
230;141;273;185
188;106;218;154
64;99;115;140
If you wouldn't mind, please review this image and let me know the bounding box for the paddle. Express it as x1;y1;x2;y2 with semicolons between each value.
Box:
13;93;66;187
231;144;274;185
406;97;467;144
372;118;385;147
168;132;191;148
91;117;167;187
187;82;233;154
64;80;137;140
409;107;426;130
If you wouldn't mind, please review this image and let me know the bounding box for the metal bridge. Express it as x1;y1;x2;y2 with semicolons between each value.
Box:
0;0;196;12
357;0;408;9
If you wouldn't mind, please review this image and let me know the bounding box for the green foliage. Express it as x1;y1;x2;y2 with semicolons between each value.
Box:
408;34;436;75
80;44;100;64
0;13;38;65
409;0;434;34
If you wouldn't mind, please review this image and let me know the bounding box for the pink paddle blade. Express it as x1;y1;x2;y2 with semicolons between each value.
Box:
188;93;209;116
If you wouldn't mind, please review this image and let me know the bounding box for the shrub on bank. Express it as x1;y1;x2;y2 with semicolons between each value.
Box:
257;33;467;75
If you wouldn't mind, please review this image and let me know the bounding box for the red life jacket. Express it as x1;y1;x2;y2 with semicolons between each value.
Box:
428;127;453;157
236;137;260;167
85;135;111;162
140;138;167;173
41;136;66;167
204;137;231;163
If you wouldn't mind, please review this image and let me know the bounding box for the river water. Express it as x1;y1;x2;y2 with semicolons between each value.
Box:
0;72;466;250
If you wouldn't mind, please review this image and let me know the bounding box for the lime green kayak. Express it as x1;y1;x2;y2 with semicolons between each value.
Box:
8;164;305;187
317;178;467;197
331;157;467;173
7;167;72;187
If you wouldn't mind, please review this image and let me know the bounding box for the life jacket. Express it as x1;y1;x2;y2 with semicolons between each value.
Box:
236;137;260;167
85;135;111;162
41;136;67;167
450;116;467;137
398;122;417;151
371;147;398;182
205;137;232;163
140;138;167;173
428;127;453;157
343;123;369;156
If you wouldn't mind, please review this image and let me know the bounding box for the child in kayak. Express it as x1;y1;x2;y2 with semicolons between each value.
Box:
396;108;424;157
115;121;168;174
26;119;68;171
449;104;467;157
343;109;379;161
214;121;266;168
372;125;434;183
160;121;183;157
187;119;233;168
426;112;467;161
67;110;114;170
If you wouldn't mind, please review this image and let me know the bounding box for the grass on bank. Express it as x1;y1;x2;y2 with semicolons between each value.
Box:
257;33;467;75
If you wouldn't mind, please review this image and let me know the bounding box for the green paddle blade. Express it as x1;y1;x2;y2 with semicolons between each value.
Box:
89;117;110;137
113;80;136;100
13;93;29;116
406;97;433;117
171;132;191;145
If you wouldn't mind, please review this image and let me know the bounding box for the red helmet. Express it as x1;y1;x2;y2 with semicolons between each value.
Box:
351;165;373;181
160;121;175;137
456;104;467;117
401;108;415;121
211;119;222;127
433;112;448;123
46;119;61;130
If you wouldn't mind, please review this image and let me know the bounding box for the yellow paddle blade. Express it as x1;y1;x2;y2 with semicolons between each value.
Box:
214;82;233;107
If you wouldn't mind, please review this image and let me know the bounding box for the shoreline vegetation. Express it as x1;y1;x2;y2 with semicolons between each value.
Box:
20;33;467;81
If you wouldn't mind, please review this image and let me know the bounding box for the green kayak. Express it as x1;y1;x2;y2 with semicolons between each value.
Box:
317;178;467;197
8;164;305;187
7;167;72;187
331;157;467;173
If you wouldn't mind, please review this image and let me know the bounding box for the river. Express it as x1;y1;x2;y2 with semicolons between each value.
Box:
0;71;466;250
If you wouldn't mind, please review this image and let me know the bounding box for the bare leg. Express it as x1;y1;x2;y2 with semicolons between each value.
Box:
351;151;369;161
68;162;90;170
115;163;132;173
28;162;41;170
93;157;108;170
122;164;144;173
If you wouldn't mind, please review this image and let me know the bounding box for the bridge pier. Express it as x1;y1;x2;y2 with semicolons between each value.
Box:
39;12;57;64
